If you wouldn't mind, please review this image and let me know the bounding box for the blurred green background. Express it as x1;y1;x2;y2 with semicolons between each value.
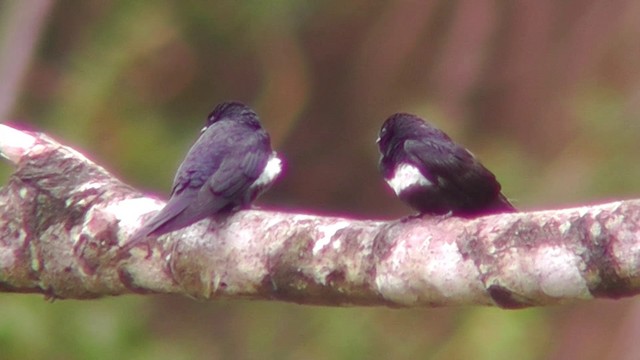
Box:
2;1;640;359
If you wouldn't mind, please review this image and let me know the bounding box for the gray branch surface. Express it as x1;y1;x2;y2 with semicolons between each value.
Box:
1;124;639;308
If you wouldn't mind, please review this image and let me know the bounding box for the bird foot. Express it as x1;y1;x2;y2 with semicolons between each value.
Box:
400;211;453;223
400;212;425;223
437;211;454;222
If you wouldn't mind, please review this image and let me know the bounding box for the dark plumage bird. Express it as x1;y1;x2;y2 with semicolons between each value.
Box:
125;101;282;249
377;113;515;217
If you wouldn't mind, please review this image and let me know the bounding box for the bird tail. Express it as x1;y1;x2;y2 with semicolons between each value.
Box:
487;193;517;213
114;208;172;261
114;220;157;261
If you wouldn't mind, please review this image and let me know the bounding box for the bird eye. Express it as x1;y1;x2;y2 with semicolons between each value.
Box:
377;128;387;143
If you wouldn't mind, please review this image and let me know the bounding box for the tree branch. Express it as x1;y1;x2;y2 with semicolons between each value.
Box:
0;124;639;308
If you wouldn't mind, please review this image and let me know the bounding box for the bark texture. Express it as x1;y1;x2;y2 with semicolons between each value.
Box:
1;124;639;308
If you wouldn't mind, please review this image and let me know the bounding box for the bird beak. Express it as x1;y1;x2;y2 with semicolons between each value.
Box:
200;126;208;134
376;137;381;144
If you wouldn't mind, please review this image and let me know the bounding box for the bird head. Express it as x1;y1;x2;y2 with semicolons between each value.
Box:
378;113;451;153
203;101;261;132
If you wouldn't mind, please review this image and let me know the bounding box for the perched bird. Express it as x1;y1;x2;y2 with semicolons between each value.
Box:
124;101;282;251
377;113;515;217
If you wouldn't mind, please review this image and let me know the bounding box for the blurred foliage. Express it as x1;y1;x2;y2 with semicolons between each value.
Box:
2;0;640;359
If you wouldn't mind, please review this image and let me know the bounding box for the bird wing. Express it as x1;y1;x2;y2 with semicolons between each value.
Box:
403;139;500;199
203;137;269;200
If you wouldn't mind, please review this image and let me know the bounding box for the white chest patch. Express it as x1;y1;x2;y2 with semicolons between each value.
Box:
386;163;432;195
254;153;283;187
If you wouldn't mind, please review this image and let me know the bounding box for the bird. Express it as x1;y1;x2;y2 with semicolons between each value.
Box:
121;101;283;254
377;113;515;217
